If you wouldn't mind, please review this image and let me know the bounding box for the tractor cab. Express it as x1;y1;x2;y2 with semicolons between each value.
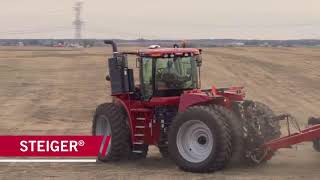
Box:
138;48;202;100
105;40;202;101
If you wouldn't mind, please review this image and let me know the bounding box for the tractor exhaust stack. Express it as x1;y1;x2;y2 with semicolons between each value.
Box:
104;40;118;54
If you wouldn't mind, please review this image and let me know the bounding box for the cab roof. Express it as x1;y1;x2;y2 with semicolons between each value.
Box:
122;48;201;57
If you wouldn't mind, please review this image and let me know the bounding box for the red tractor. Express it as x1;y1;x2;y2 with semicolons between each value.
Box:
92;40;282;172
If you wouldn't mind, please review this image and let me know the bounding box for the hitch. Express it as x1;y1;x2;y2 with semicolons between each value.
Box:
263;115;320;152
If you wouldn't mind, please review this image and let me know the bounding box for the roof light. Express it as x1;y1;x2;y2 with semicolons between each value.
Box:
148;45;161;49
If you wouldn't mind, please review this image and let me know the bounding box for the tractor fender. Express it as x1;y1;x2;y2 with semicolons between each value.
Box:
178;93;224;112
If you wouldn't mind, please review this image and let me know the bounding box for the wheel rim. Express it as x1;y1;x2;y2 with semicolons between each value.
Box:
95;115;112;155
176;120;214;163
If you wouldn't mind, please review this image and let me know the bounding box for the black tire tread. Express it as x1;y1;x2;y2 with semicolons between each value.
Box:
92;103;129;161
237;100;281;165
168;105;232;172
213;105;245;166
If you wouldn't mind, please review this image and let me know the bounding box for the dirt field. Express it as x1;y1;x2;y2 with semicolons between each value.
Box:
0;46;320;179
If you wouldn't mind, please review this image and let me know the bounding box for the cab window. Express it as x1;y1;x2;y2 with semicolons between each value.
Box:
155;56;198;90
140;57;153;100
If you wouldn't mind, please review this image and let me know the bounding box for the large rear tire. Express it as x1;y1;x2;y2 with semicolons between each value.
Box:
234;100;281;165
168;105;232;172
213;105;245;166
92;103;129;161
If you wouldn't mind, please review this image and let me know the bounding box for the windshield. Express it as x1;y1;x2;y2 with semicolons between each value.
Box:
155;56;198;90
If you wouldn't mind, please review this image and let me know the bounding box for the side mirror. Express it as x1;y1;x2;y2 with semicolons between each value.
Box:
106;75;111;81
195;55;202;67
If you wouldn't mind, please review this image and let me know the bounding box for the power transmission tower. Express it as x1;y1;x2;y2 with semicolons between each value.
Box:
73;1;83;40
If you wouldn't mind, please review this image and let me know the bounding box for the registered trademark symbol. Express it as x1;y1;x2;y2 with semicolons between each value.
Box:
78;140;85;146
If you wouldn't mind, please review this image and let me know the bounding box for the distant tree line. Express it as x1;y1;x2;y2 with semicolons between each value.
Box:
0;39;319;47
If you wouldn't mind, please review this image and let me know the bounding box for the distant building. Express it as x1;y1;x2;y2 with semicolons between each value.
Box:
231;42;245;46
17;42;24;46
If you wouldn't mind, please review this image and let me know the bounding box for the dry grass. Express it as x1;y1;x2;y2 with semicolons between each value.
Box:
0;46;320;179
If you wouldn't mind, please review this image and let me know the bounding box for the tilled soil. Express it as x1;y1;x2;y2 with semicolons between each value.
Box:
0;46;320;179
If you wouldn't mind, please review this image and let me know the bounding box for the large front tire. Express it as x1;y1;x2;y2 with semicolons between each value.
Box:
168;105;232;172
92;103;129;161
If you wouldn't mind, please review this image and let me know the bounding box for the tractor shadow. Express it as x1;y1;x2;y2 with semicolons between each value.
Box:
119;156;176;170
144;157;174;167
108;157;270;175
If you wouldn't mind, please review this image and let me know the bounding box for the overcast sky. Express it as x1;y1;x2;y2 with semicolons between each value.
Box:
0;0;319;39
